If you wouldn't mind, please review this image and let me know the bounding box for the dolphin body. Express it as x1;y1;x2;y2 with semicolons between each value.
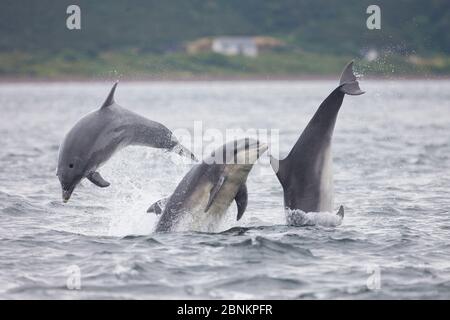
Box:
57;82;196;202
148;138;268;232
270;61;364;215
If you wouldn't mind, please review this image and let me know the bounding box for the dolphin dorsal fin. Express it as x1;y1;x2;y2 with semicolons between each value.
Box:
101;81;119;109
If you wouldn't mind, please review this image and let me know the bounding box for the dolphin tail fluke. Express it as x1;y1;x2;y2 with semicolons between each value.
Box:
337;205;344;218
338;61;364;96
147;197;169;215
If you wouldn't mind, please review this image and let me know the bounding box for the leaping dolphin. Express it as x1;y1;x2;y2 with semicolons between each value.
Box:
57;82;196;202
148;138;268;232
270;61;364;214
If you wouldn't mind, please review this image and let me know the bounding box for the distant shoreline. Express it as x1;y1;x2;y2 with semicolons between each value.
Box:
2;50;449;83
1;74;449;83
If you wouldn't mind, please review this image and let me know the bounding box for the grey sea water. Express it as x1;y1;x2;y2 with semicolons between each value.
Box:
0;80;449;299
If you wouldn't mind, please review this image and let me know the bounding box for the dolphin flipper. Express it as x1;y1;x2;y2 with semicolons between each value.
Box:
147;197;169;215
87;172;110;188
235;183;248;221
205;175;227;212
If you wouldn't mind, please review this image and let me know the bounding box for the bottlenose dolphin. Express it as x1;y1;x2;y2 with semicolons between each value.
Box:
57;82;196;202
148;138;268;232
270;61;364;214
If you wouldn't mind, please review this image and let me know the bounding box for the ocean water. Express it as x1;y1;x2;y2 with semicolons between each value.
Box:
0;80;449;299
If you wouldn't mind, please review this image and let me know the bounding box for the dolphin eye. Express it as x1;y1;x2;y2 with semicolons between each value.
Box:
69;163;74;169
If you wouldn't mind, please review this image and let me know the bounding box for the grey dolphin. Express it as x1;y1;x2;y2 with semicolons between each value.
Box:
148;138;268;232
270;61;364;213
57;82;196;202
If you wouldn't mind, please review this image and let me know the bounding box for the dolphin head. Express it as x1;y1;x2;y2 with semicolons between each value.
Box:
56;128;93;202
208;138;268;167
232;138;268;166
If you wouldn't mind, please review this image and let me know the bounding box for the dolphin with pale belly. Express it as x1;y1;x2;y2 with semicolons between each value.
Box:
57;82;196;202
270;61;364;217
148;138;268;232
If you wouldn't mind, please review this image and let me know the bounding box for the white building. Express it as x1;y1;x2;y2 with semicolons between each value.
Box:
211;37;258;57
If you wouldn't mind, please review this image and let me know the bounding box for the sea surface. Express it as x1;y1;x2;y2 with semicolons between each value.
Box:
0;80;449;299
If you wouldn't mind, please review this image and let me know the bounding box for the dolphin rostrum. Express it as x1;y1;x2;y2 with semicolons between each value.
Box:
148;138;268;232
57;82;196;202
270;61;364;215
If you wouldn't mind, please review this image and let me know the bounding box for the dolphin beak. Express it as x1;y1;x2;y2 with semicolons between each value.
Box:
257;142;269;156
62;188;74;203
253;142;268;160
241;141;268;164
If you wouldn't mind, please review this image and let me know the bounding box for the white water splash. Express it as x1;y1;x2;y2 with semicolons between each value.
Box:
285;209;343;227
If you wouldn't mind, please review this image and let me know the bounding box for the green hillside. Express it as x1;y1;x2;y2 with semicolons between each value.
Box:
1;0;449;78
